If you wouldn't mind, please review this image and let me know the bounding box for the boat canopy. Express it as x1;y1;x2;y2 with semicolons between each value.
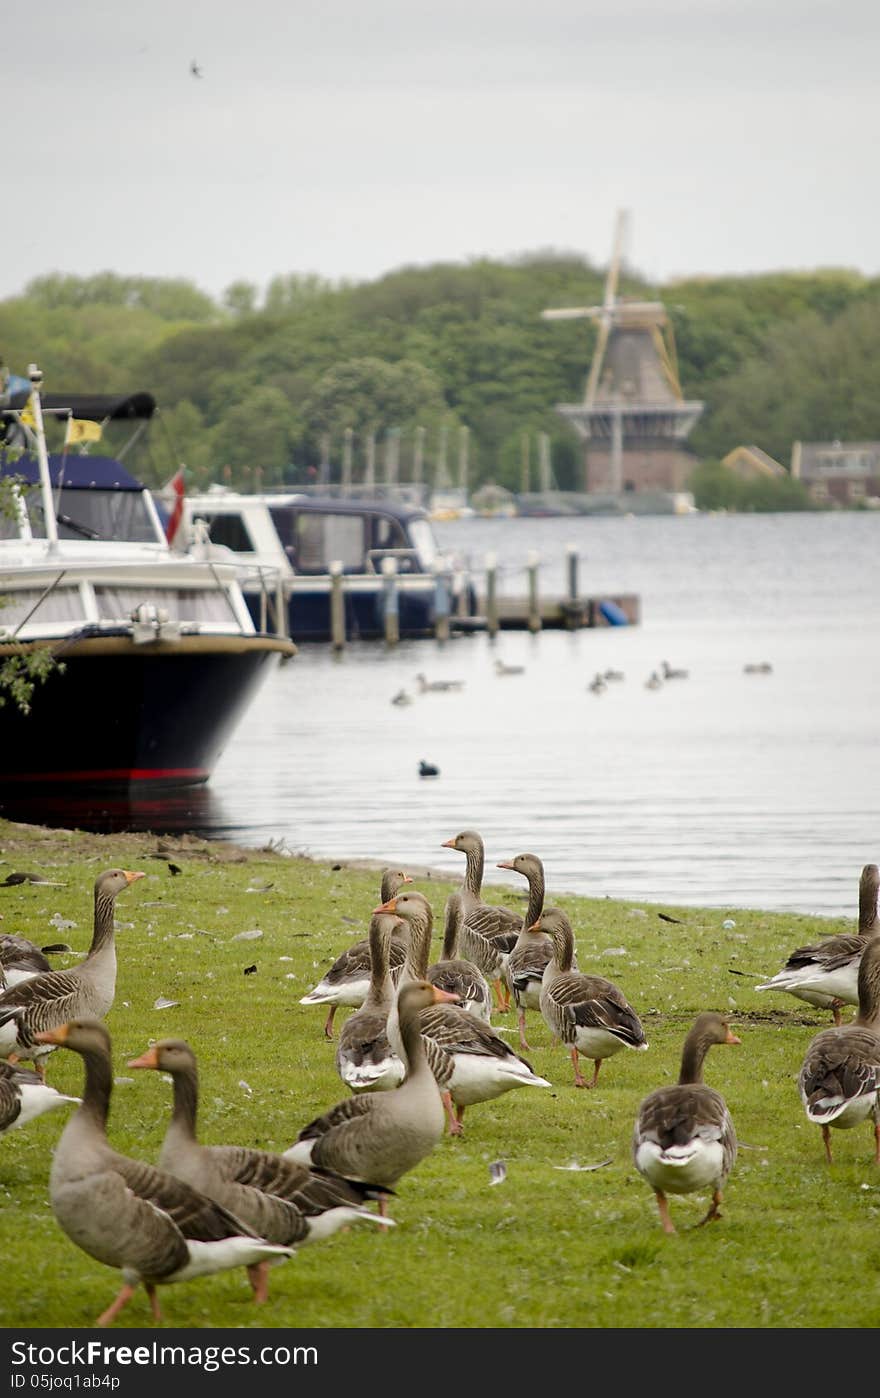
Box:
1;390;156;421
0;453;146;492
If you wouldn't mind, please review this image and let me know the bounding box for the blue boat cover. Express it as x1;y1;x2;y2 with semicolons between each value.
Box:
0;453;146;491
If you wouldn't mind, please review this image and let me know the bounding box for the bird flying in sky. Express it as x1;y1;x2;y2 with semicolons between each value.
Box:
190;60;203;78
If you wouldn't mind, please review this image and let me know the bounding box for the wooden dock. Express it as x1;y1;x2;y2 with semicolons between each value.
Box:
452;592;640;633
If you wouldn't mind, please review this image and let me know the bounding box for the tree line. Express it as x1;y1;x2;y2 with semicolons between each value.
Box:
2;256;878;508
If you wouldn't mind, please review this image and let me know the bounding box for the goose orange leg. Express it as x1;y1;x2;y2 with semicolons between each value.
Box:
145;1284;163;1322
517;1009;531;1053
442;1090;463;1136
655;1191;676;1235
570;1048;587;1088
96;1282;137;1328
822;1124;834;1164
697;1189;724;1227
247;1261;270;1303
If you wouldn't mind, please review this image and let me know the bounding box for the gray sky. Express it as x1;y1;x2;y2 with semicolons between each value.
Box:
6;0;879;303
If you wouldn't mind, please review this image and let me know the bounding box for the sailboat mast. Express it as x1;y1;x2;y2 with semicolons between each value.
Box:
27;365;59;551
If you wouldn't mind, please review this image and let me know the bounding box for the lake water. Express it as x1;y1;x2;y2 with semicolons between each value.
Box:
6;511;879;919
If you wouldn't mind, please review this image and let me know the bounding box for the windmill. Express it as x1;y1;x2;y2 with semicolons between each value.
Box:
541;211;704;495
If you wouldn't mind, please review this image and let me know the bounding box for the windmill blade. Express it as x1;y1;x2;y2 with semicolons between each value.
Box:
603;208;629;312
585;313;612;404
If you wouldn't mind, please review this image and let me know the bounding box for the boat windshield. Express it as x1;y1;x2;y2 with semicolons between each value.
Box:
407;518;438;569
22;486;159;543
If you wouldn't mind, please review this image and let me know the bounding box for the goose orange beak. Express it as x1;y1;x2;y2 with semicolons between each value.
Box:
526;919;542;933
725;1029;742;1045
124;871;146;885
431;986;460;1005
441;838;456;849
373;897;397;914
34;1024;69;1046
127;1047;160;1070
497;861;514;870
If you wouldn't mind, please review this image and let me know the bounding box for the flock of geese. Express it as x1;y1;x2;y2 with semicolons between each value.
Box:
0;841;879;1324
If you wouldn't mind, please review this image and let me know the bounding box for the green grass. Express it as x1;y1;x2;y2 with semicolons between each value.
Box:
0;818;878;1330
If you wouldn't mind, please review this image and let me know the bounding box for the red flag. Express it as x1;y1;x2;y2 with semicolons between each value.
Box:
161;466;186;546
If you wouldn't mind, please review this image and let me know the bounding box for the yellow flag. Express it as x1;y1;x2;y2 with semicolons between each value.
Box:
64;417;102;446
19;394;35;428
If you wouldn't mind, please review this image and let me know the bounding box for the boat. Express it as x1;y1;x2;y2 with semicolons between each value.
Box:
181;486;478;642
0;367;295;794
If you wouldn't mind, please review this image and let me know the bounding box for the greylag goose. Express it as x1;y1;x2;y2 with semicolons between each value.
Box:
0;869;145;1075
528;906;648;1087
494;659;525;676
755;863;880;1023
497;853;552;1051
0;1059;79;1137
299;868;411;1038
416;673;464;692
797;934;880;1164
441;830;521;1011
33;1020;292;1327
632;1011;740;1234
284;980;458;1204
0;934;52;988
334;910;405;1093
378;888;491;1023
381;894;550;1135
661;661;689;680
128;1038;391;1299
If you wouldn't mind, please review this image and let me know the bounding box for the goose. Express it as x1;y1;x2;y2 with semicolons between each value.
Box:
645;671;663;690
588;673;607;695
299;868;411;1038
128;1039;392;1299
33;1020;292;1327
527;906;648;1088
419;760;440;778
743;662;773;675
661;661;689;680
497;853;553;1052
632;1011;740;1235
0;1059;79;1138
603;668;625;682
377;888;491;1023
382;895;550;1135
494;659;525;676
334;908;406;1092
755;863;880;1023
797;935;880;1164
284;980;458;1203
416;673;465;693
0;933;52;989
0;869;145;1075
391;689;413;706
441;830;521;1012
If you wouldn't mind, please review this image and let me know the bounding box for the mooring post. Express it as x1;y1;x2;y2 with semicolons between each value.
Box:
485;551;498;637
527;550;541;633
433;559;451;642
275;572;289;639
329;560;346;649
566;544;579;603
382;556;400;645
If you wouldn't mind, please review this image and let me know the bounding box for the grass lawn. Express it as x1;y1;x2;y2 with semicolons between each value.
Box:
0;817;878;1331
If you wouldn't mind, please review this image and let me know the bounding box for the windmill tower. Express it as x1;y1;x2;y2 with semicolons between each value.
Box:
542;211;704;495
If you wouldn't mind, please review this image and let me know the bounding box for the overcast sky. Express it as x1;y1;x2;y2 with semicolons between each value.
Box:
5;0;879;303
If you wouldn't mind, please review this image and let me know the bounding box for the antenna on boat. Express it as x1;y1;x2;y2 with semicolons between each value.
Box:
27;364;59;553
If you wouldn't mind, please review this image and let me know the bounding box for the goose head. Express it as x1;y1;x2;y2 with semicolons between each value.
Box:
34;1018;112;1056
127;1039;195;1074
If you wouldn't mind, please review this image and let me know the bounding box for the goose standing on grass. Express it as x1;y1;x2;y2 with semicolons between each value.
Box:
797;935;880;1165
0;1059;79;1138
497;853;553;1052
0;869;145;1075
284;981;458;1207
128;1039;392;1300
441;830;521;1012
334;911;406;1092
299;869;412;1039
33;1020;292;1328
379;892;551;1135
633;1012;740;1235
528;906;648;1088
381;888;491;1022
755;863;880;1024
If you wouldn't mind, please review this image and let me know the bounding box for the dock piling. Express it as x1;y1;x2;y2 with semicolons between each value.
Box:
382;556;400;645
485;552;498;637
329;560;346;649
433;560;451;642
526;551;541;633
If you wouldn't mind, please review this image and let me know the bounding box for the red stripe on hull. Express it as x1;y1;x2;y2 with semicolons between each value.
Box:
5;768;209;784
